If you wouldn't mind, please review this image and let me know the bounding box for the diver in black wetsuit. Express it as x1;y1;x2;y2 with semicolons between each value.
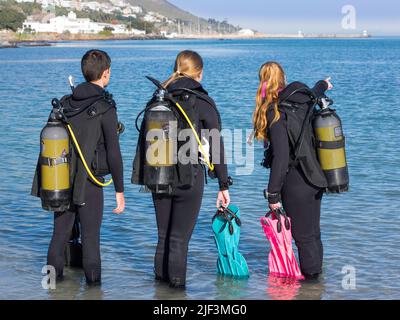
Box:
150;50;231;288
40;50;125;285
253;61;333;279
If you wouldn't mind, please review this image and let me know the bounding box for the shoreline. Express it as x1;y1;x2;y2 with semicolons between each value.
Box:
0;33;167;48
174;32;371;40
0;32;373;48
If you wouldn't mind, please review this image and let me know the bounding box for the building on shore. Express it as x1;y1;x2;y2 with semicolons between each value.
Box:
14;0;144;16
21;11;146;35
238;29;255;36
160;30;178;39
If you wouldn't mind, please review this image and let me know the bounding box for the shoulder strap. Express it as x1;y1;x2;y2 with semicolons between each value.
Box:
291;102;316;164
88;92;116;118
279;87;317;164
171;88;222;128
171;89;198;109
61;94;115;120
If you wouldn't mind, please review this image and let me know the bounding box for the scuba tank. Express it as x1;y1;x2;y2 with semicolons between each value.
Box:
39;94;117;211
313;98;349;193
39;101;71;212
132;76;220;194
143;84;178;194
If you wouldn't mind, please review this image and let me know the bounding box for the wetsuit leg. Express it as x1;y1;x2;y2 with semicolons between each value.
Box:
78;180;104;284
281;168;324;275
47;211;76;279
152;169;204;286
167;171;204;286
152;194;173;281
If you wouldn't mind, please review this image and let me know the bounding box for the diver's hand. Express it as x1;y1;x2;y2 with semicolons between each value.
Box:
217;190;230;209
269;202;282;211
325;77;333;90
113;192;125;214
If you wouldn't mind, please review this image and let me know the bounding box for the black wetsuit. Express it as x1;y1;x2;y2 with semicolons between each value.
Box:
152;77;229;287
47;82;124;284
267;81;328;276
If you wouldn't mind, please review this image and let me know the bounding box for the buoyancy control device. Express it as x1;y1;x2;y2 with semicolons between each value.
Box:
39;98;116;212
262;88;349;193
132;76;215;194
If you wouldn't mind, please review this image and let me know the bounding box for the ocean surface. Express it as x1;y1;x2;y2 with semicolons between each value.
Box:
0;38;399;300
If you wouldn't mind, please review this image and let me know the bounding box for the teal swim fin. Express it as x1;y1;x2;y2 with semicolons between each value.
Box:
212;204;249;277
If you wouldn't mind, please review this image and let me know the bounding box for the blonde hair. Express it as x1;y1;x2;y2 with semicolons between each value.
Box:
253;62;286;141
163;50;204;88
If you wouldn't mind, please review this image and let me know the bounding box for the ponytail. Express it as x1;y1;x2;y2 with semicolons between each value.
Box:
162;50;203;88
163;70;183;88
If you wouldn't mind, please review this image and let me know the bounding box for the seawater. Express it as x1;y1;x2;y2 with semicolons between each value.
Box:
0;38;399;300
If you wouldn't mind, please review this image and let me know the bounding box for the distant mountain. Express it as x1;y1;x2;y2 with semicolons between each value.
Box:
128;0;200;23
127;0;240;34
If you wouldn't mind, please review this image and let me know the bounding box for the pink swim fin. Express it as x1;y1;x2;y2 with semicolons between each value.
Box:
261;208;304;280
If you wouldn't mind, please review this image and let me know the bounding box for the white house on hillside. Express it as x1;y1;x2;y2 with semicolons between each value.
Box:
22;11;145;35
238;29;255;36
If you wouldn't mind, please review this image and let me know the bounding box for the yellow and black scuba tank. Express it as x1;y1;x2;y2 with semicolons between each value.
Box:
263;86;349;193
39;101;71;212
313;98;349;193
143;87;178;194
38;97;115;211
132;76;215;194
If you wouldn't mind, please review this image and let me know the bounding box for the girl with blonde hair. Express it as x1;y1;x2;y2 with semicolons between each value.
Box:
253;61;333;279
152;50;231;288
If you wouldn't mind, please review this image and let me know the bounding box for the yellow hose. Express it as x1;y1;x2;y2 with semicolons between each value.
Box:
66;124;113;187
174;101;215;171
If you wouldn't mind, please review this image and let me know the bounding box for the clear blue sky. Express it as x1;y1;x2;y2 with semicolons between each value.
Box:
169;0;400;35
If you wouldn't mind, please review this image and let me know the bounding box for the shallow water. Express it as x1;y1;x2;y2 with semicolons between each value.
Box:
0;38;399;300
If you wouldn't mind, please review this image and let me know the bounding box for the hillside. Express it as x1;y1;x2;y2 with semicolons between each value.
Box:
129;0;200;22
128;0;239;33
0;0;241;39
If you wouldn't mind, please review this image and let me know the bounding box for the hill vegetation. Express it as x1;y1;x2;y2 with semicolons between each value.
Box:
0;0;42;31
0;0;240;35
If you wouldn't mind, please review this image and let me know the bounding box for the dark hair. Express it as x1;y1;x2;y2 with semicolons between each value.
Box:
81;49;111;82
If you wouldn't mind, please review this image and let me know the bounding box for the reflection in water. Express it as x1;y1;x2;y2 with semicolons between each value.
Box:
295;277;326;300
266;275;326;300
80;284;105;300
267;276;302;300
47;268;104;300
47;268;82;300
215;275;249;300
153;281;188;300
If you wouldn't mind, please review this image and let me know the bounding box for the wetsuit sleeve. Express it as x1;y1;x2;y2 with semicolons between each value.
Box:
311;80;329;99
102;108;124;193
267;113;290;204
198;98;229;190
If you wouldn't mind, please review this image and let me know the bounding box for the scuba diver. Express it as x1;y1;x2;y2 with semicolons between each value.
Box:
132;50;231;289
252;61;346;280
32;49;125;285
